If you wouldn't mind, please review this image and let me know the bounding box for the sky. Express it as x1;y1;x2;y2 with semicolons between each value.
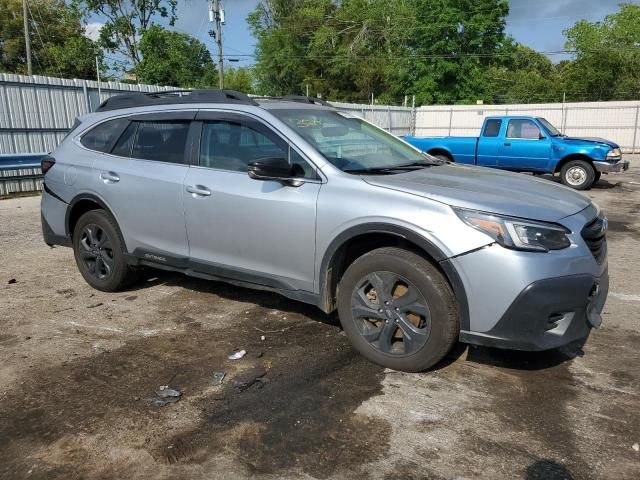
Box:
87;0;630;67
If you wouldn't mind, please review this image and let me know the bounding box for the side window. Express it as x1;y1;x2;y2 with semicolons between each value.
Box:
111;122;138;157
506;119;541;140
200;120;317;179
129;121;190;163
482;119;502;137
80;118;128;153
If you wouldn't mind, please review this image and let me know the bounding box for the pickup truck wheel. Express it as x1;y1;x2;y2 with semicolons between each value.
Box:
73;210;138;292
560;160;595;190
432;154;451;163
337;247;459;372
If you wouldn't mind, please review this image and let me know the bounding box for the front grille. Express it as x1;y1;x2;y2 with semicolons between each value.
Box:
581;216;607;264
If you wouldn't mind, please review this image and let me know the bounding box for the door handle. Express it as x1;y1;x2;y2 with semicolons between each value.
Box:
186;185;212;197
100;171;120;183
503;142;511;147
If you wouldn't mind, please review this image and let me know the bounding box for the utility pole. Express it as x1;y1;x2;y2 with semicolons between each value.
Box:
209;0;225;89
96;56;102;99
22;0;32;75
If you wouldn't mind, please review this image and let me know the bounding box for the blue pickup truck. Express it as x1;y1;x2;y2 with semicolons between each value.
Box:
404;116;629;190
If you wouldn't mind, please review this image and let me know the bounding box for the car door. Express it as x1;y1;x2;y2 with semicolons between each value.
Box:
183;110;322;293
498;118;551;171
476;118;502;167
90;111;196;258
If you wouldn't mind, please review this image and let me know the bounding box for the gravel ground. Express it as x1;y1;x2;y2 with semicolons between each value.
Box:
1;162;639;479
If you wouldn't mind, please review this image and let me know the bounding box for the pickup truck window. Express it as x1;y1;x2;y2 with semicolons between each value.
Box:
537;118;562;137
506;119;542;140
483;119;502;137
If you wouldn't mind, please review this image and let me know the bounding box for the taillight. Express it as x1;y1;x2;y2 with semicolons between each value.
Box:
41;155;56;174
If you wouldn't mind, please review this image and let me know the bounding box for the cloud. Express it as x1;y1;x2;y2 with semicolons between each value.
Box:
84;22;104;42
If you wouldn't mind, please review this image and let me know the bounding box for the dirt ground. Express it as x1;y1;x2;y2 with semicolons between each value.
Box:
1;162;639;480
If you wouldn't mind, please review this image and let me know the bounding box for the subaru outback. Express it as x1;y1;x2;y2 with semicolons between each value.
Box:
41;90;609;372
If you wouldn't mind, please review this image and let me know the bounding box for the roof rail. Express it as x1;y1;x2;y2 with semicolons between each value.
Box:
280;95;332;107
96;89;258;112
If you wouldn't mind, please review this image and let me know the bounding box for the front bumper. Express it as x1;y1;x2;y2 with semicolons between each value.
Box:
460;269;608;351
593;159;629;173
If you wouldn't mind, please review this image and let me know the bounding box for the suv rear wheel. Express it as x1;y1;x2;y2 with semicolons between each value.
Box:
337;247;459;372
72;210;137;292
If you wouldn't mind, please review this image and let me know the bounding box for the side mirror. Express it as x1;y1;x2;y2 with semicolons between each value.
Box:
248;157;294;182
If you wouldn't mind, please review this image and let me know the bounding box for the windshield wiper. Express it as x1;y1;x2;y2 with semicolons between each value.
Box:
344;160;440;174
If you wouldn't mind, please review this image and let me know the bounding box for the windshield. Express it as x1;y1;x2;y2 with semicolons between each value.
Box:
270;108;437;173
537;117;562;137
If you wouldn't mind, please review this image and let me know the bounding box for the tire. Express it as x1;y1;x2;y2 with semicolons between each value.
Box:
432;154;452;163
72;209;137;292
560;159;595;190
336;247;459;372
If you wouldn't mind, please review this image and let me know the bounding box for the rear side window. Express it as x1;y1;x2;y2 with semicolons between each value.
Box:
131;121;190;163
80;118;128;152
482;119;502;137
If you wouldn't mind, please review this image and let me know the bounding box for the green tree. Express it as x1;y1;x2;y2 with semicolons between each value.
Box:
486;44;562;103
562;3;640;101
82;0;178;68
248;0;511;104
0;0;102;78
224;67;254;93
135;25;217;87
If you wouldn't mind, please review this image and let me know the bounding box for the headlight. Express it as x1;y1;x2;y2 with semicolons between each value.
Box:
455;208;571;252
607;148;622;160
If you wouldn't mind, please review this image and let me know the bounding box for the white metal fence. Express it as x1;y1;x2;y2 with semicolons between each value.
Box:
1;73;639;153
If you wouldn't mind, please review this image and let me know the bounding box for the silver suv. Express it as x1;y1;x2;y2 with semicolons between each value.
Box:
41;90;609;372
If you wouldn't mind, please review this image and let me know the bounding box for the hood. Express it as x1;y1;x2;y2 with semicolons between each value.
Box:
559;136;619;149
363;164;591;222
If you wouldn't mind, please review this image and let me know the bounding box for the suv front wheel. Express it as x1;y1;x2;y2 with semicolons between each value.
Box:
72;209;137;292
337;247;459;372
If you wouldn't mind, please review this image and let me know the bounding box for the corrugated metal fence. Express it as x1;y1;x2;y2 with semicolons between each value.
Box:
1;73;639;195
0;73;174;154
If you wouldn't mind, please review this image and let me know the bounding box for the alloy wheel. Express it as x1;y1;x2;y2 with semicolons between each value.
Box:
350;271;432;356
78;224;114;280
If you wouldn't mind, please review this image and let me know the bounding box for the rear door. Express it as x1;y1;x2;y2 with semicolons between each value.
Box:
90;111;196;258
182;110;322;292
498;118;551;171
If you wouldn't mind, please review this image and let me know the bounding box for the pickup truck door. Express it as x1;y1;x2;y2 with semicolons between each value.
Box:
498;119;551;171
476;118;502;167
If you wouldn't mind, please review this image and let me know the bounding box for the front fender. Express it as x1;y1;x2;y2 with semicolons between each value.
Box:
317;222;471;330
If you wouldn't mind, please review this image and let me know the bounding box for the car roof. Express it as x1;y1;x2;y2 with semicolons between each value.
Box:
96;89;332;113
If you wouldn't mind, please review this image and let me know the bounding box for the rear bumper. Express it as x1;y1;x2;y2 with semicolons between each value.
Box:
593;159;629;173
460;269;608;351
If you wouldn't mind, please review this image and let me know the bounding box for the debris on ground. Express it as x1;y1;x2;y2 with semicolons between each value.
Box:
148;385;182;406
228;349;247;360
7;278;17;284
125;295;137;301
633;443;639;452
260;335;266;341
87;303;104;309
233;368;268;392
212;372;225;385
